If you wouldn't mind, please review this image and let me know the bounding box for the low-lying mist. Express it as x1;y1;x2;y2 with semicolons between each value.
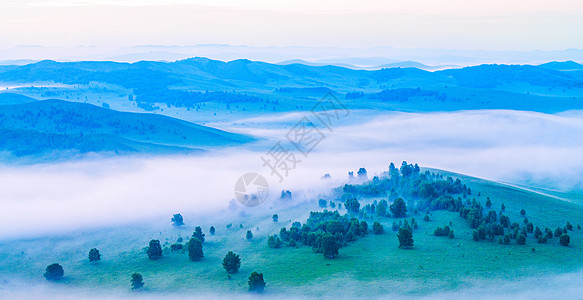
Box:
1;109;583;240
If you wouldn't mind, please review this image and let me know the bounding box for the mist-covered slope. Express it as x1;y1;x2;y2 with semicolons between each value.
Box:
0;99;254;158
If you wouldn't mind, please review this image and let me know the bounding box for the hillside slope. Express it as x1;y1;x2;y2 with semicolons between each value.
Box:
0;99;254;158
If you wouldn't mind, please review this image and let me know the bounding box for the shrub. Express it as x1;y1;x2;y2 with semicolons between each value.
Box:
423;215;430;222
448;230;455;239
434;226;451;237
44;263;64;281
516;234;526;245
246;230;253;241
319;199;327;208
272;214;279;223
210;226;216;235
170;243;183;251
267;235;282;248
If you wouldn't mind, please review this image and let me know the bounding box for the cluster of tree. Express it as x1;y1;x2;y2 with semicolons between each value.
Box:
345;87;446;103
434;226;455;238
134;88;263;110
271;210;368;258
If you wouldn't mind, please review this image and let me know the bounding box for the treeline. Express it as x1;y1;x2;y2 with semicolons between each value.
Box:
345;88;446;102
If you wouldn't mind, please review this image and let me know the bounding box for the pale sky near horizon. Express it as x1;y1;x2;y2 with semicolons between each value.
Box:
1;0;582;51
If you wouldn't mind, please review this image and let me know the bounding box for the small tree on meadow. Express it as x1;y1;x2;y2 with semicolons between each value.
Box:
223;251;241;274
171;213;184;227
560;234;571;246
397;227;414;249
272;214;279;223
516;234;526;245
44;263;64;281
248;272;266;292
210;226;216;235
188;237;204;261
131;273;144;290
246;230;253;241
372;221;384;234
88;248;101;262
147;240;163;260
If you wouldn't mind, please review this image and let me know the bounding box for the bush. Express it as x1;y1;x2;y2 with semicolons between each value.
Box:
537;236;548;244
223;251;241;274
170;243;183;251
272;214;279;223
188;238;203;261
560;234;571;246
434;226;451;237
171;213;184;226
448;230;455;239
131;273;144;290
322;234;339;258
44;263;64;281
147;240;163;260
423;215;430;222
210;226;216;235
372;221;384;234
248;272;266;292
88;248;101;262
246;230;253;240
318;199;327;208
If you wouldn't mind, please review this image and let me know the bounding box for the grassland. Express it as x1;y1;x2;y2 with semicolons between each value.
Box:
1;169;582;298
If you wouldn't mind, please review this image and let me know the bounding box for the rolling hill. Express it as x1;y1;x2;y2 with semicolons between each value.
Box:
0;99;254;158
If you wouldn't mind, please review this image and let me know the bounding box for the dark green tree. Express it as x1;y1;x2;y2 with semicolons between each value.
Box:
345;198;361;214
246;230;253;241
272;214;279;222
516;234;526;245
248;271;266;292
390;198;407;218
188;237;203;261
267;235;282;248
131;273;144;290
209;226;216;235
377;200;388;217
520;209;526;216
223;251;241;274
372;221;384;234
171;213;184;226
485;197;492;209
147;240;163;260
44;263;64;281
321;234;339;258
193;226;205;243
560;234;571;246
397;227;414;249
88;248;101;262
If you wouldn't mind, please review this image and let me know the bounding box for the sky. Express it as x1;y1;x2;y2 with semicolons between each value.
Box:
0;0;582;51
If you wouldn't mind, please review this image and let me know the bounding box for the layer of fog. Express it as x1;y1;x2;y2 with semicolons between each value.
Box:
1;109;583;240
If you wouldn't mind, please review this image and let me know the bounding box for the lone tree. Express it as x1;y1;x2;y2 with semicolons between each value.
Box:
210;226;216;235
246;230;253;241
88;248;101;262
372;221;384;234
397;227;414;249
272;214;279;223
516;234;526;245
223;251;241;274
188;237;204;261
390;198;407;218
321;234;339;259
485;198;492;209
171;213;184;227
131;273;144;290
44;263;64;281
248;271;266;292
147;240;163;260
193;226;205;243
560;234;571;246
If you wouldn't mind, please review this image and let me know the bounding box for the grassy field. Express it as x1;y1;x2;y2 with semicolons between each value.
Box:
1;169;582;298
